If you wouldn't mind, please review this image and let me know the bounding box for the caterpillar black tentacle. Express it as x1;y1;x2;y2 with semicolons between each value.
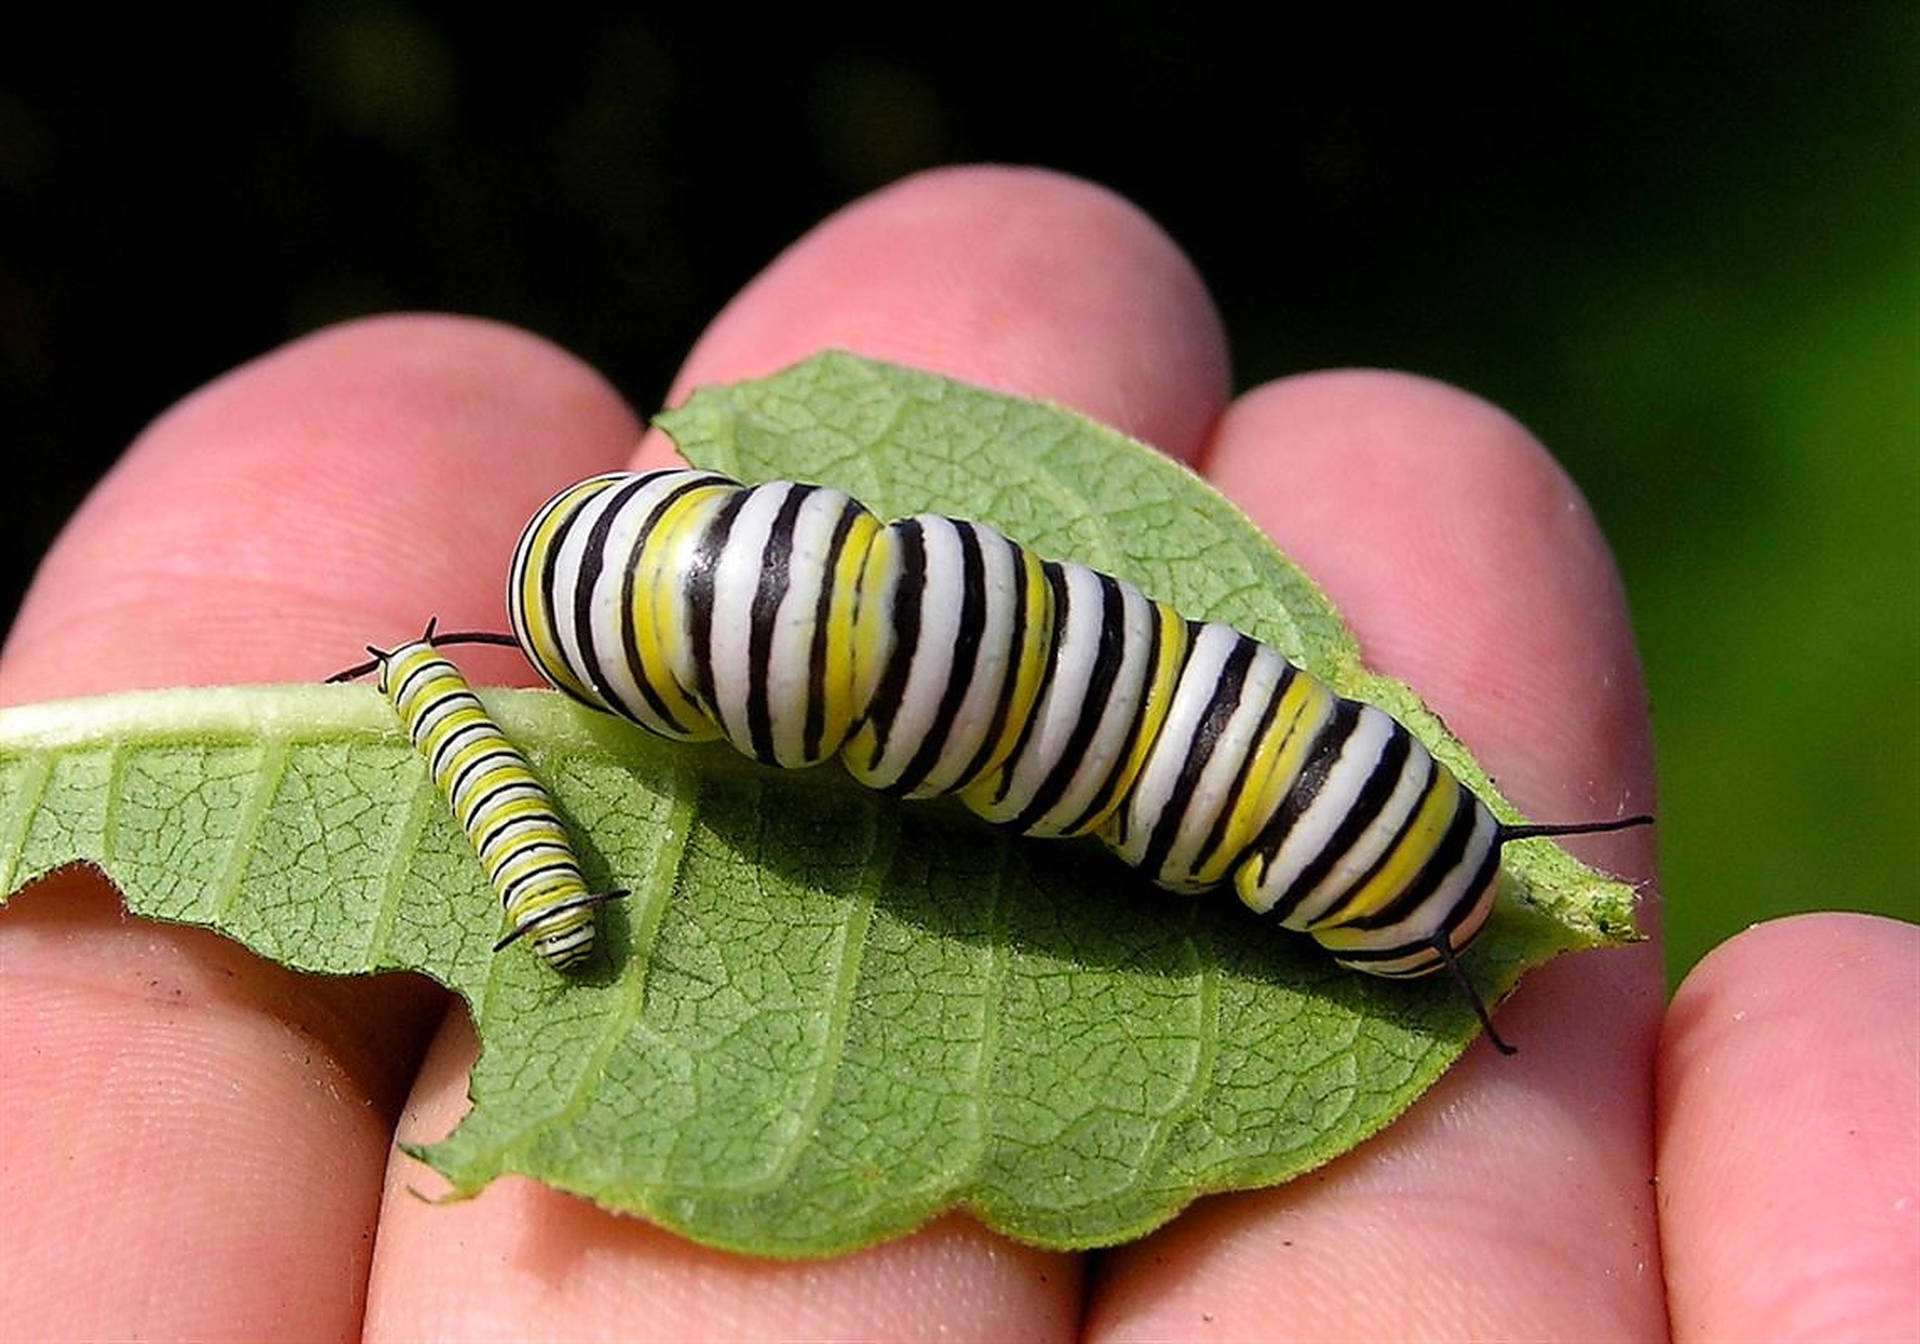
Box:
326;628;521;686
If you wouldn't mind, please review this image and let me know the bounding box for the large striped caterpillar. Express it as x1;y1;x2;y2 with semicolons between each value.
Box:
498;468;1650;1051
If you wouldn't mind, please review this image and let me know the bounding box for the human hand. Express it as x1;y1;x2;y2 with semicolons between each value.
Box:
3;166;1912;1341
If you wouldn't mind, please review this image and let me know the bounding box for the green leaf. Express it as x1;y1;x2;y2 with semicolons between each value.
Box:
0;351;1641;1256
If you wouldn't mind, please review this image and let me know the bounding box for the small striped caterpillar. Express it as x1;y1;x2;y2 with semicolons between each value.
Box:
330;621;624;970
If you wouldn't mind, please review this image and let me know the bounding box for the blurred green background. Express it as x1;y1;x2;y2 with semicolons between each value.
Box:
4;7;1914;983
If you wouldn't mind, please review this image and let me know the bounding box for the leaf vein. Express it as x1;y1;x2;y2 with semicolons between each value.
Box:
209;739;289;923
363;773;435;970
0;750;54;893
750;797;888;1193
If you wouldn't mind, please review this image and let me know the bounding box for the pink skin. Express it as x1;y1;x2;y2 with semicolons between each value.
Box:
1;166;1912;1342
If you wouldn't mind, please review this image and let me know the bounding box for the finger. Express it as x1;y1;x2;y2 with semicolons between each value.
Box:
0;315;640;1340
1088;370;1664;1341
368;166;1231;1342
1658;912;1919;1340
632;162;1230;471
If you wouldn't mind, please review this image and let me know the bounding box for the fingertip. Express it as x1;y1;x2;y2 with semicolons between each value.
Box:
1205;368;1652;823
1207;369;1586;643
1658;912;1919;1340
4;314;640;701
640;164;1229;471
1663;913;1917;1093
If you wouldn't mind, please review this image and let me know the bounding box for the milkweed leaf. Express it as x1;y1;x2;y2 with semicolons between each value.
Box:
0;351;1641;1256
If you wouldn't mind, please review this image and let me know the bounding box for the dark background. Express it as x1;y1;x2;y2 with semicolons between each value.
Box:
4;6;1915;977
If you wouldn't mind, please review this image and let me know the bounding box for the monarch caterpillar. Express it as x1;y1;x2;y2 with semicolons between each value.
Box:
502;468;1652;1053
329;620;625;970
